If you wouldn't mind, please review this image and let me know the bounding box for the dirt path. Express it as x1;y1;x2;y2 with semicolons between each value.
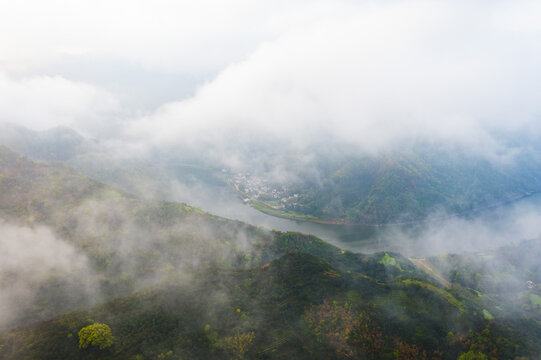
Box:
409;258;451;288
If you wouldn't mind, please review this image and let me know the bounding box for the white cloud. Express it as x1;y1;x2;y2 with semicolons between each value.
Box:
0;73;120;132
0;0;306;74
1;0;540;158
0;221;96;326
123;0;541;158
373;197;541;257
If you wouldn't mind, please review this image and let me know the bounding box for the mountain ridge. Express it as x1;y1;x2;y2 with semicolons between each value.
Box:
1;145;541;358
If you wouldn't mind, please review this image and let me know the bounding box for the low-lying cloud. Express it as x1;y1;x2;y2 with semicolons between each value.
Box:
357;196;541;257
0;221;97;328
2;0;541;278
127;0;541;161
0;73;120;135
1;1;540;164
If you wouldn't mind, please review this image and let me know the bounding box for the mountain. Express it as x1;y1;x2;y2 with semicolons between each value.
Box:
4;123;541;225
0;122;229;208
0;144;412;326
0;145;265;326
3;242;541;359
240;143;541;224
0;123;88;162
2;146;541;359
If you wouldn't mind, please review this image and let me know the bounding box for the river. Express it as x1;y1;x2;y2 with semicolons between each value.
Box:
170;173;541;257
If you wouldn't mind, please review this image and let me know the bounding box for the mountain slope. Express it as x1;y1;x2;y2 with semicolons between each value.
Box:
4;124;541;225
0;146;268;326
0;146;415;327
2;146;541;359
256;144;541;224
3;246;541;359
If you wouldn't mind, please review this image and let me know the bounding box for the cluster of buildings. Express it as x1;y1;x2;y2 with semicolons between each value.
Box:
229;172;300;208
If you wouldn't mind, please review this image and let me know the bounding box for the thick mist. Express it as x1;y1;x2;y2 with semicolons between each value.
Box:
1;1;540;159
2;0;541;310
0;221;98;328
3;3;541;358
0;191;260;328
367;197;541;257
3;123;541;260
3;1;541;231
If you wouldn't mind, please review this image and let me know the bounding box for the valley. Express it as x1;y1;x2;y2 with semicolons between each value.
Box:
2;146;541;359
4;123;541;258
3;2;541;358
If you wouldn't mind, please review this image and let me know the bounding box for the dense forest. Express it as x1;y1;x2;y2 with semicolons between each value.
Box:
256;144;541;224
3;0;541;358
1;146;541;359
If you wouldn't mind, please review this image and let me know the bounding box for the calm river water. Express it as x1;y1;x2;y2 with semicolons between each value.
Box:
172;177;541;256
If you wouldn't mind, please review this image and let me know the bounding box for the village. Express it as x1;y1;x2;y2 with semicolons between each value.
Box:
228;172;300;210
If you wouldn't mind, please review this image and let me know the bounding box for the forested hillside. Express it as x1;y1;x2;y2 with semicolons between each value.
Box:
2;146;541;359
4;124;541;226
268;144;541;224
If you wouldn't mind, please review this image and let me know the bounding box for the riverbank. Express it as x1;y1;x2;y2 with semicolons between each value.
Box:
249;199;348;224
241;189;541;227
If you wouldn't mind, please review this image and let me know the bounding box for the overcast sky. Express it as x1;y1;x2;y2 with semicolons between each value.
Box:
1;0;541;155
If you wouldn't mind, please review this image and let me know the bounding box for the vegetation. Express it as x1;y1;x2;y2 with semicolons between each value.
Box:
78;323;114;350
2;146;541;359
3;245;541;359
457;350;488;360
5;124;541;226
267;145;541;224
219;331;255;360
250;200;319;221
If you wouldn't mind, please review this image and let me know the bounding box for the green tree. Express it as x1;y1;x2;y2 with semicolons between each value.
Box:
457;350;488;360
304;300;359;355
220;331;255;360
78;323;114;350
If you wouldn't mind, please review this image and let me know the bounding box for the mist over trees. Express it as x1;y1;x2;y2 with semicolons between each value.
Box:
2;0;541;359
